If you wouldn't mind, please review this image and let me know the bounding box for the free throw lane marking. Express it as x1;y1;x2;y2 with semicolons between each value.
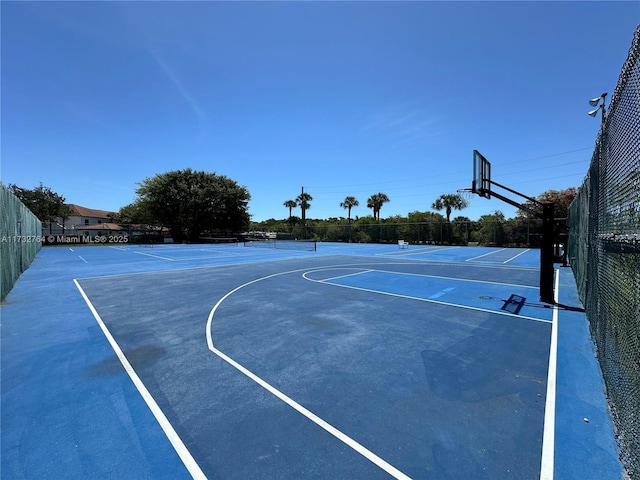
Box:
74;279;206;480
302;268;550;324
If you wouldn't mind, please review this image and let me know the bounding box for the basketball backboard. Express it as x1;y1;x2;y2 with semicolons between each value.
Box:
472;149;491;199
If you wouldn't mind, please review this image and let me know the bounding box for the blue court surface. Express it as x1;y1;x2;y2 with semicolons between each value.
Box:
1;243;623;479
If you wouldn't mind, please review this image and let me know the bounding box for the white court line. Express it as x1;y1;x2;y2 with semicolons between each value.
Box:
465;248;507;262
354;267;538;290
78;256;88;264
540;269;560;480
503;249;531;264
377;246;459;257
74;280;206;480
319;269;373;282
306;275;551;325
206;263;550;479
133;250;175;261
205;268;412;480
208;345;411;480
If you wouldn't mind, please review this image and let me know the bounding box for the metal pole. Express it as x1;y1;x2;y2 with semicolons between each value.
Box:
540;203;555;303
301;186;306;239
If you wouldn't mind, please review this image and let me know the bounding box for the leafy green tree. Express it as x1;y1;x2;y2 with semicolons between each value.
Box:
8;182;71;233
451;215;473;245
366;193;390;220
134;169;250;242
116;199;155;224
406;211;444;223
340;196;359;223
431;193;469;222
476;211;506;245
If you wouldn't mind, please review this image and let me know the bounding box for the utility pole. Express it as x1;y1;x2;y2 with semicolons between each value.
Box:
301;186;306;239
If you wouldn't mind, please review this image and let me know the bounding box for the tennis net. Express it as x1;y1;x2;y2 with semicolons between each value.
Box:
243;238;316;252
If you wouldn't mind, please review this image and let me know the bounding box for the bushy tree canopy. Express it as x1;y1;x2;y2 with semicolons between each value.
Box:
518;187;578;219
8;182;71;231
132;169;250;242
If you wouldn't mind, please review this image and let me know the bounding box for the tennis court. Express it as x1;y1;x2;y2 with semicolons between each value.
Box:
1;243;623;479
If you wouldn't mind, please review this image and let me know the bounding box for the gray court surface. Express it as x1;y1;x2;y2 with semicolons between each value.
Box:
1;243;624;479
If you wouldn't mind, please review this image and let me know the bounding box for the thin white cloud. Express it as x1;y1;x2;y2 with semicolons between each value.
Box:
362;102;446;145
148;46;207;125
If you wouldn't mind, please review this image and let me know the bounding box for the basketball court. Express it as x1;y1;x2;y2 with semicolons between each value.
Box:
1;242;623;479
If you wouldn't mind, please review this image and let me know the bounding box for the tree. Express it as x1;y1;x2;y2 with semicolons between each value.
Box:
431;193;469;222
8;182;71;233
116;198;155;224
134;169;251;242
518;187;578;219
366;193;390;220
340;196;359;224
296;191;312;237
283;199;297;219
476;211;506;245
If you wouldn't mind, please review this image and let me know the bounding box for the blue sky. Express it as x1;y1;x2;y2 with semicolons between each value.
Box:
2;2;638;222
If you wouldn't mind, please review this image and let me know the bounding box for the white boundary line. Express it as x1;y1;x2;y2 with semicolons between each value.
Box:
340;266;538;290
540;269;560;480
303;270;550;325
377;246;460;257
205;267;412;480
320;269;374;283
133;251;175;261
208;345;411;480
503;248;531;264
465;248;507;261
205;264;551;478
73;279;206;480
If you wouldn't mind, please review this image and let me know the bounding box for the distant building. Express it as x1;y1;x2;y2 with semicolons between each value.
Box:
44;204;118;237
43;204;169;245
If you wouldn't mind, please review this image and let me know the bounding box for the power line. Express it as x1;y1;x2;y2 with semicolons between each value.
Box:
306;147;592;192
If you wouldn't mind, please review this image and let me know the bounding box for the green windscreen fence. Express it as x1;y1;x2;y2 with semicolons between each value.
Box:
1;184;43;301
567;26;639;479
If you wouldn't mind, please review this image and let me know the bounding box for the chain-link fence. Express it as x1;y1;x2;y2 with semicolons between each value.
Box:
568;25;640;479
284;218;545;247
1;183;42;301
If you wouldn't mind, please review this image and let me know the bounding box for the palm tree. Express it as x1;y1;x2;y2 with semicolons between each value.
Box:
296;191;312;237
366;193;390;221
283;199;297;219
340;196;359;243
431;193;469;222
340;196;359;224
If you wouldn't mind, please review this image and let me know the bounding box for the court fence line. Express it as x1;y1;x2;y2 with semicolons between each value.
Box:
1;183;42;301
567;25;640;479
300;219;548;247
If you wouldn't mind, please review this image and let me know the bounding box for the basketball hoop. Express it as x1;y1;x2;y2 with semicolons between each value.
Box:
457;188;474;205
